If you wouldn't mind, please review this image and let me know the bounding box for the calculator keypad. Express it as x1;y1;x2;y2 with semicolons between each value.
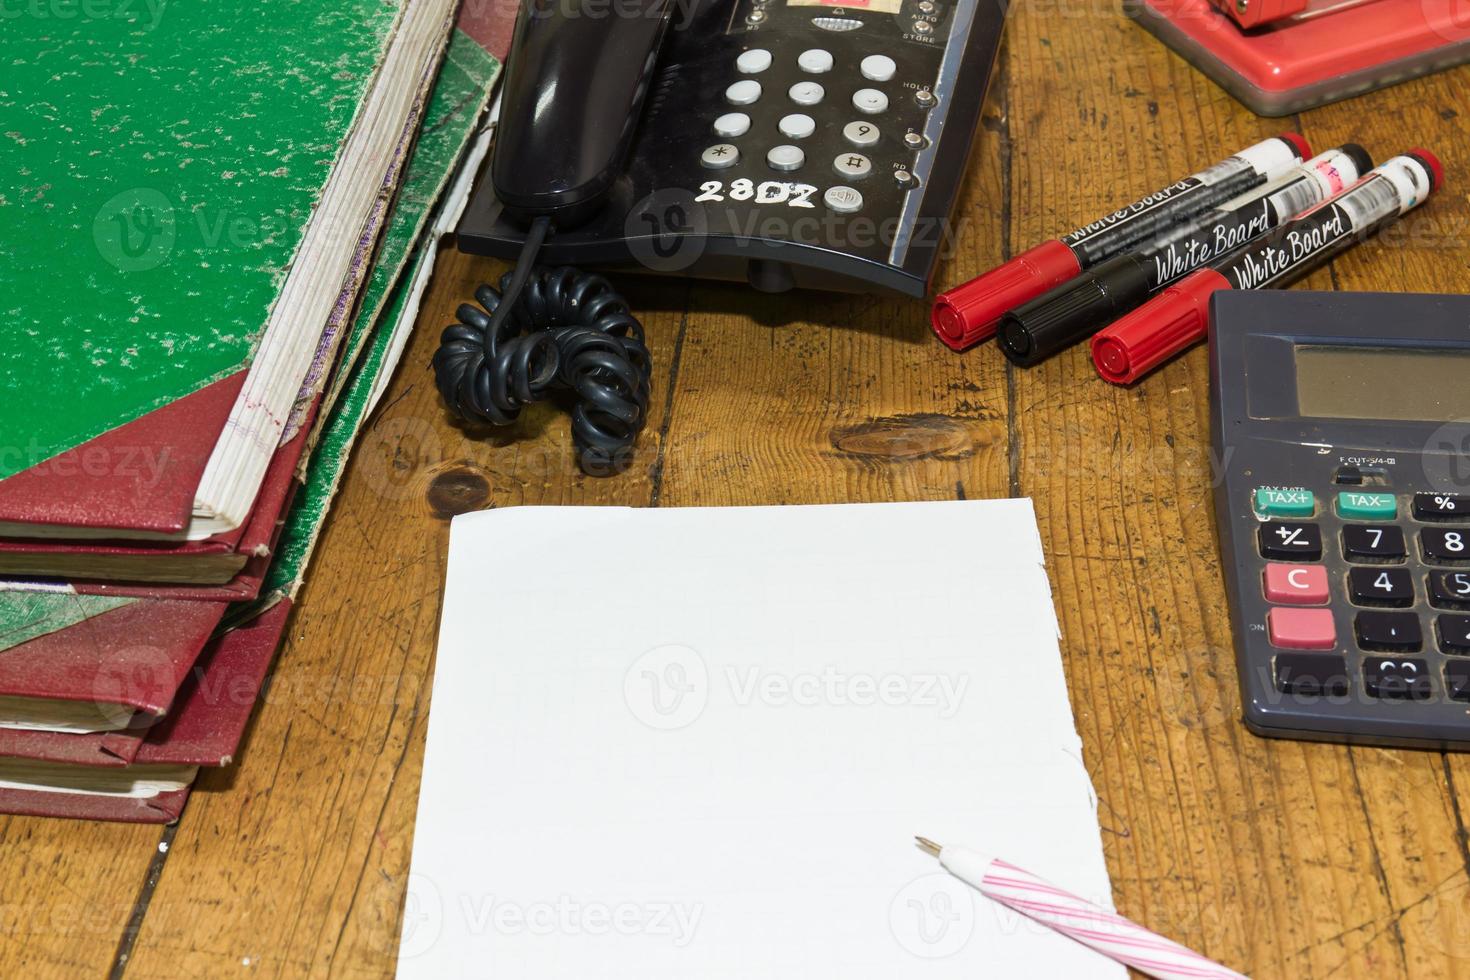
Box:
1258;522;1322;561
1250;483;1470;711
1348;567;1414;607
1342;524;1406;562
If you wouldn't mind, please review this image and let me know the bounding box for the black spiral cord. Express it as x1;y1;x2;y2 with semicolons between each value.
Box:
432;216;653;476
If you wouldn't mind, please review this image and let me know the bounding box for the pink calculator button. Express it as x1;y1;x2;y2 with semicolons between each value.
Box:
1263;563;1329;605
1267;608;1337;650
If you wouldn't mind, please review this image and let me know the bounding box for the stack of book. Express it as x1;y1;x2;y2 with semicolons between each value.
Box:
0;0;510;821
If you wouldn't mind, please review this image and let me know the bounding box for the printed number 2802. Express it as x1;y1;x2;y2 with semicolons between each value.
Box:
697;179;818;207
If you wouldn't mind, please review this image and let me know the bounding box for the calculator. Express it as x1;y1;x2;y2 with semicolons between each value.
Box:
1210;290;1470;749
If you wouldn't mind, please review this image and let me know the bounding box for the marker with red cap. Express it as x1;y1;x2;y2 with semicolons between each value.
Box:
1091;150;1442;385
997;145;1370;368
931;133;1311;351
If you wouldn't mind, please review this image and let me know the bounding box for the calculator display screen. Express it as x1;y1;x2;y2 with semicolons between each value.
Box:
1294;346;1470;422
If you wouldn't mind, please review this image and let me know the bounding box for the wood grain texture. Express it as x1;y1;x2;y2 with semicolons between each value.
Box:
5;6;1470;977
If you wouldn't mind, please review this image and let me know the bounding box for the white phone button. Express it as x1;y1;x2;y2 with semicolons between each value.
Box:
789;81;825;106
714;113;752;138
767;145;806;172
778;113;816;139
824;186;864;213
851;88;888;114
842;120;879;147
736;48;772;74
726;80;762;105
833;152;872;178
701;144;741;169
797;48;834;73
860;54;896;82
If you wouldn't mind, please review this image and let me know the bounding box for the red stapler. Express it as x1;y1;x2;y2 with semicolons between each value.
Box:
1127;0;1470;115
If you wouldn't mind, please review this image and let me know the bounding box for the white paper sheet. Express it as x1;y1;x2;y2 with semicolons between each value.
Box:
399;500;1123;978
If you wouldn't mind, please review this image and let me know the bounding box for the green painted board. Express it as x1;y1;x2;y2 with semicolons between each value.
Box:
0;0;404;479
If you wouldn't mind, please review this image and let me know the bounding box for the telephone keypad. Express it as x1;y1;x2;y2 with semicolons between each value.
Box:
714;113;751;138
766;145;805;172
788;81;825;106
860;54;897;81
797;48;833;73
701;144;741;169
843;121;880;147
823;186;863;213
726;80;762;105
834;153;873;179
703;34;947;214
852;88;889;114
736;49;772;73
778;114;815;139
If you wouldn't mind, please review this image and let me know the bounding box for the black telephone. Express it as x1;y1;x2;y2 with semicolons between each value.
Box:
458;0;1007;297
435;0;1005;478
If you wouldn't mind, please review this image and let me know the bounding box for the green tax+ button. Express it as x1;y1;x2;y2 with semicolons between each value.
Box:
1338;491;1397;520
1254;488;1315;518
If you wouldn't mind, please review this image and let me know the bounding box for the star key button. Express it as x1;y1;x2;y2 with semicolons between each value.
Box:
700;143;740;169
1258;522;1323;561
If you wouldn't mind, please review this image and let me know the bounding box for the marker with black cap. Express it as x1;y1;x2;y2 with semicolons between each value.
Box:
996;144;1372;368
1091;150;1444;386
930;133;1311;351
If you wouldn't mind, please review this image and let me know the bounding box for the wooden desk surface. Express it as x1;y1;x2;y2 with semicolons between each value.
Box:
4;7;1469;978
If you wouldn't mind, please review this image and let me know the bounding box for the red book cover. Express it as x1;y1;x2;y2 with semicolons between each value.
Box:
0;600;291;821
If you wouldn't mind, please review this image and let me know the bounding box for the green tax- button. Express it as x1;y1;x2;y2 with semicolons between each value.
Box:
1338;491;1397;520
1255;488;1315;517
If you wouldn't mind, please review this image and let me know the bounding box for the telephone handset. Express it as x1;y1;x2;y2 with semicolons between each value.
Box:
491;0;680;227
461;0;1007;297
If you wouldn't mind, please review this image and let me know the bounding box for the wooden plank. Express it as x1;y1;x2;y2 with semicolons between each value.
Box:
0;817;159;977
1003;8;1470;980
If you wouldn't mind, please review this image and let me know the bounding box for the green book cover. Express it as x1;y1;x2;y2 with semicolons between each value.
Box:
0;0;404;481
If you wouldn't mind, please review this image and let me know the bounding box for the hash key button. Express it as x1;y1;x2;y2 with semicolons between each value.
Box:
1364;658;1432;700
1438;615;1470;654
1422;528;1470;563
1355;611;1423;651
1258;522;1322;561
1342;524;1407;562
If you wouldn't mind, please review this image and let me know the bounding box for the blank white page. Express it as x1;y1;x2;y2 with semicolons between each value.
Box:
399;500;1123;978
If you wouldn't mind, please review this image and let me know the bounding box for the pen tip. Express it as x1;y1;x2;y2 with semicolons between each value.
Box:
915;836;942;856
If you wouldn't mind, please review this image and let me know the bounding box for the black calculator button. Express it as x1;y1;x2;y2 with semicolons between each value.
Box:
1446;662;1470;702
1414;492;1470;521
1429;571;1470;609
1341;524;1406;563
1421;528;1470;564
1258;522;1322;561
1354;611;1423;651
1364;658;1432;700
1438;615;1470;654
1274;653;1348;696
1348;567;1415;607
